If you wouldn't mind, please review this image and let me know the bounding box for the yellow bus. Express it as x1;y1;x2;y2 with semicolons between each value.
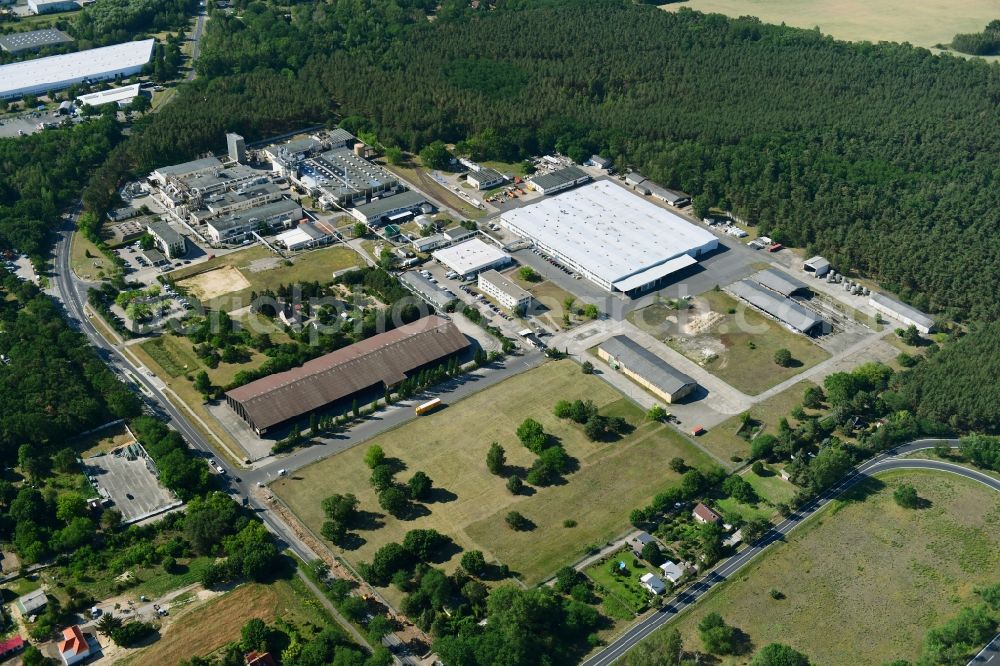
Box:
415;398;442;416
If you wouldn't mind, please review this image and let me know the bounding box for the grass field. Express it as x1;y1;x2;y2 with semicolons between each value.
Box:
585;553;661;615
121;577;335;665
508;271;589;330
70;232;119;282
275;360;713;586
171;244;363;310
697;380;817;461
660;0;1000;49
630;291;829;395
645;470;1000;665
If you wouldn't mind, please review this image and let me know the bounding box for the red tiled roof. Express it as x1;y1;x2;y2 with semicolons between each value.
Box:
59;625;87;655
0;636;24;655
693;503;721;523
245;651;277;666
225;315;468;431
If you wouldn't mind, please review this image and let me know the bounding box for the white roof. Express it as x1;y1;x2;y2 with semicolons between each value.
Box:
432;238;510;275
0;39;154;99
76;83;141;107
500;180;717;287
659;561;683;582
276;228;312;248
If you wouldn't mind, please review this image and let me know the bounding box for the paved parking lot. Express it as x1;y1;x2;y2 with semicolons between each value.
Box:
83;450;182;523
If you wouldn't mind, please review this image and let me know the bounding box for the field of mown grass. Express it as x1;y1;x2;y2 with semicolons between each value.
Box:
641;470;1000;665
275;360;713;587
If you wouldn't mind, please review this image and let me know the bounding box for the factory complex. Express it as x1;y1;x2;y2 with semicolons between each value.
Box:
499;180;717;295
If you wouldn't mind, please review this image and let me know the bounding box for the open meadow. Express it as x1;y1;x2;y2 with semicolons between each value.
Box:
644;470;1000;664
660;0;999;49
274;360;714;586
629;290;829;395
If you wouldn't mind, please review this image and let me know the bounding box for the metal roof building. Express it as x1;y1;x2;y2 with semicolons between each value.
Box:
225;315;469;434
499;180;717;294
0;39;154;100
76;83;141;108
869;292;934;334
529;165;591;195
803;256;831;277
752;268;811;298
350;190;427;225
598;335;697;404
0;28;73;54
729;280;827;335
432;238;512;277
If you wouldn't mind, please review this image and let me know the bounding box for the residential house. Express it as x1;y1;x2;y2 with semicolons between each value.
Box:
58;626;90;666
692;502;722;524
639;572;666;595
659;561;684;584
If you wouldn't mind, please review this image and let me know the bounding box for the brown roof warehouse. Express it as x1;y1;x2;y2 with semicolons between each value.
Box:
226;315;469;434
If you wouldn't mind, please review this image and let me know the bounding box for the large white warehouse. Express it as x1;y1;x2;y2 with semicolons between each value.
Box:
499;180;718;295
0;39;154;100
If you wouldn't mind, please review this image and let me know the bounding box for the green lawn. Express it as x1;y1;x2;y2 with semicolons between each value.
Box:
275;360;713;587
741;465;797;505
585;552;661;615
132;557;215;598
641;470;1000;665
697;380;817;462
171;244;363;310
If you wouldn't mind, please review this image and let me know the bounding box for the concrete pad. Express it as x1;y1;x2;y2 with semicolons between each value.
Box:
83;449;181;524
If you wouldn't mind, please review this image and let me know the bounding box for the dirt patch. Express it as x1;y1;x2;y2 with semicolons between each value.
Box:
246;257;283;273
683;310;725;336
178;266;251;301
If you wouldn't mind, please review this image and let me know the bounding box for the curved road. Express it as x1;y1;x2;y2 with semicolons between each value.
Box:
582;439;1000;666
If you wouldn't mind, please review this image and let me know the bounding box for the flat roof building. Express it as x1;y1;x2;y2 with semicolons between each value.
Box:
869;292;934;334
467;168;506;190
298;147;399;208
412;234;448;254
146;220;186;258
752;268;811;298
205;199;301;244
589;155;612;170
0;28;73;54
729;280;827;336
350;190;428;225
529;165;591;195
226;315;469;434
478;269;531;312
499;180;718;294
76;83;141;108
432;238;512;277
191;182;284;223
16;589;48;615
274;222;333;251
28;0;78;14
151;156;223;185
645;183;691;207
598;335;697;403
400;271;457;310
0;39;153;100
803;256;831;277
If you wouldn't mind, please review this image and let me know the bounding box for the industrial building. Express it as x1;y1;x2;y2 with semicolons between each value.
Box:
432;238;512;277
0;39;154;100
412;234;448;254
729;280;827;335
529;165;591;195
226;132;246;163
400;271;457;310
146;220;186;258
597;335;697;404
588;155;612;170
499;180;718;295
27;0;77;14
274;222;334;251
478;270;531;312
350;191;429;226
751;268;811;298
466;167;507;190
0;28;72;54
869;293;934;334
189;182;284;224
295;145;399;208
646;183;691;208
225;315;469;434
150;156;224;187
75;83;141;108
803;256;831;277
205;199;301;244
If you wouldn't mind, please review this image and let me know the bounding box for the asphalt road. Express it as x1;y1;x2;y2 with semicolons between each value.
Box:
969;633;1000;665
581;438;1000;666
186;10;208;81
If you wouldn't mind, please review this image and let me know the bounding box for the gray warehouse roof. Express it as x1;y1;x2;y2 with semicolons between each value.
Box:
400;271;456;310
530;165;590;192
752;268;811;297
147;220;183;246
729;280;826;334
599;335;696;397
209;198;300;233
0;28;73;54
155;156;223;178
869;292;934;331
226;315;468;431
352;190;427;219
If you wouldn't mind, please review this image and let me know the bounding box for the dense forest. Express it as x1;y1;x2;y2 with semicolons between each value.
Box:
0;118;120;258
0;269;142;464
951;20;1000;56
71;0;197;47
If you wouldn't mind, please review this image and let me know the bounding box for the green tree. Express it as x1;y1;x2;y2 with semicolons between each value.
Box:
518;266;540;282
370;464;395;491
486;442;506;475
378;487;409;517
402;528;448;560
669;456;686;473
52;447;78;474
581;360;594;374
407;471;433;500
365;445;387;469
641;541;664;566
419;140;452;169
241;618;270;652
193;370;211;394
506;510;529;530
96;614;124;637
506;474;524;494
460;549;487;576
893;483;920;508
750;643;811;666
808;446;853;491
741;516;772;543
699;612;738;655
647;405;667;422
773;348;792;367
